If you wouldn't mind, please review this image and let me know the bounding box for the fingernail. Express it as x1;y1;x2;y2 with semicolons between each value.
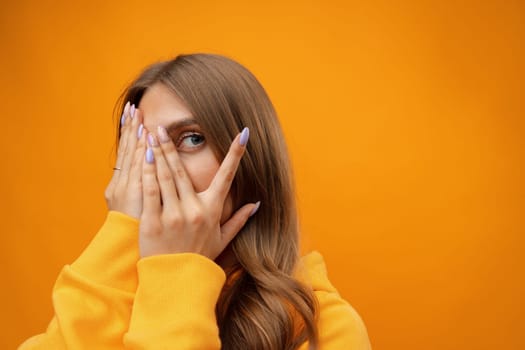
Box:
239;127;250;146
121;102;131;125
250;201;261;217
137;124;144;139
148;133;159;147
157;126;171;143
130;104;136;118
146;148;154;164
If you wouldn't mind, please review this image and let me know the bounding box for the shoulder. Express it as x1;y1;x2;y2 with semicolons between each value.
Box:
298;251;372;349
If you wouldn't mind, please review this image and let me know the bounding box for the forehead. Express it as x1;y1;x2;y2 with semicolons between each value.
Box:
138;82;193;131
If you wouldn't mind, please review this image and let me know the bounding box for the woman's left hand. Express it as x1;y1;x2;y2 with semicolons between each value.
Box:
138;127;259;260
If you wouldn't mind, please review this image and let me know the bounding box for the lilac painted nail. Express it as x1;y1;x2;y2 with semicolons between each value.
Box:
157;126;170;143
120;113;126;126
239;127;250;146
148;133;158;147
146;148;154;164
250;201;261;217
137;124;144;139
130;104;136;118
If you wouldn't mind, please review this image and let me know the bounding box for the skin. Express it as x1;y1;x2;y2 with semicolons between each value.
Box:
105;82;258;262
140;84;224;199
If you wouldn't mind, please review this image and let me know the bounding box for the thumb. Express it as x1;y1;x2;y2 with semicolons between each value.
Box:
220;201;261;244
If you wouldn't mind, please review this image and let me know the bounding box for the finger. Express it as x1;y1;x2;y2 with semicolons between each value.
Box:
209;127;249;202
157;126;195;199
115;101;132;170
148;133;180;210
220;201;260;244
128;122;147;187
120;107;142;179
106;101;131;191
142;145;161;216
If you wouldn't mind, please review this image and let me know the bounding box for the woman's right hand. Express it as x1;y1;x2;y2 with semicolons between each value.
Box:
105;102;147;219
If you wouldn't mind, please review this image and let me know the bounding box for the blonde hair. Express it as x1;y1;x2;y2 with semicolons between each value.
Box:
117;53;318;349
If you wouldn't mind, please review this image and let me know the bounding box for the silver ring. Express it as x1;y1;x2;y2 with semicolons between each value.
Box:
113;167;121;171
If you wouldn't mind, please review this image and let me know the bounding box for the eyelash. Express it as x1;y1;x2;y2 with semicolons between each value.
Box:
175;131;206;150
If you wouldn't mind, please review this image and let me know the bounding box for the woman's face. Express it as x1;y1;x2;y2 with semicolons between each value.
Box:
138;82;232;222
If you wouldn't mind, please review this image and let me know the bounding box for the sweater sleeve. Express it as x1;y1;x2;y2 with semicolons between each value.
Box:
123;253;226;350
298;252;372;350
18;211;140;350
307;289;372;349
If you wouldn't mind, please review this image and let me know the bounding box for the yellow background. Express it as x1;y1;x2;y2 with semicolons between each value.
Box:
1;1;524;349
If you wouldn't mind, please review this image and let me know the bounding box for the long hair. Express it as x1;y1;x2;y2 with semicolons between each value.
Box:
116;53;318;349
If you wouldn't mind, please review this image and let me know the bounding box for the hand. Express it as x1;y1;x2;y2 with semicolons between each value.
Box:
105;102;147;219
139;127;259;259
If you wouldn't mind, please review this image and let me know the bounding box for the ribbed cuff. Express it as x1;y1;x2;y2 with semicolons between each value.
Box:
133;253;225;322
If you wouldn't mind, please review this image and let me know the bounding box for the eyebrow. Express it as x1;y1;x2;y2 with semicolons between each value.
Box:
165;118;200;133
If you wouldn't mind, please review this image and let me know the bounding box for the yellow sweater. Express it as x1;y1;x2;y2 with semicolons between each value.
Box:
19;211;371;349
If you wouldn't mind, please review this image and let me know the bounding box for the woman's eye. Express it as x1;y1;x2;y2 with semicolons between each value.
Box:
177;132;205;150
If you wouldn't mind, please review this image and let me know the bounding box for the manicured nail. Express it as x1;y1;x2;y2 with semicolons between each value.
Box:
130;104;136;118
250;201;261;217
157;126;171;143
148;133;159;147
146;148;154;164
239;127;250;146
137;124;144;139
121;102;131;125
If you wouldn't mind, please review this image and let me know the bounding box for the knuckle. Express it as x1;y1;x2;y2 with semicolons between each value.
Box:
144;184;158;197
188;209;205;225
224;169;236;183
234;145;245;156
164;213;182;229
159;170;172;183
174;166;186;179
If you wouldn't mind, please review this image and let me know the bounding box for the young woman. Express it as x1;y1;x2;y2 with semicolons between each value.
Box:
20;54;371;349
